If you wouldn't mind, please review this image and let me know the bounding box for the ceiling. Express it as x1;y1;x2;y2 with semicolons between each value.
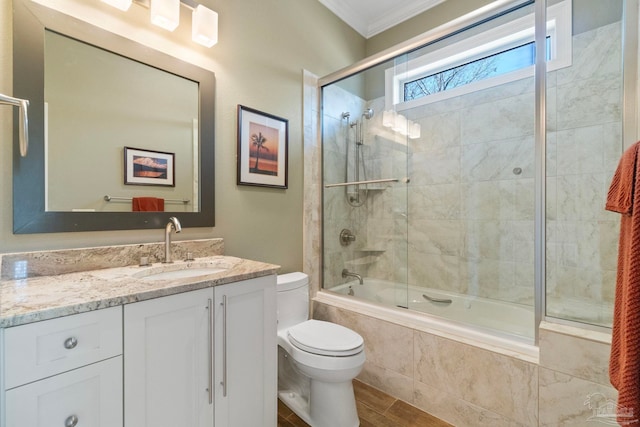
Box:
318;0;447;39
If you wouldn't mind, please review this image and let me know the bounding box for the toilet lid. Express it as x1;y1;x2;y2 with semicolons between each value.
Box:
287;319;364;356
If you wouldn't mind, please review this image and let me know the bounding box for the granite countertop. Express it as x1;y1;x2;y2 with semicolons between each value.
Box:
0;254;279;328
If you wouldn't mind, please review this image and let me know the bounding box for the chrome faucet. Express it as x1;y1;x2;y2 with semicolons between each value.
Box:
163;217;182;263
342;268;363;285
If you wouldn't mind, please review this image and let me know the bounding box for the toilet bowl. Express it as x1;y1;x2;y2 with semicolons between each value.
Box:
277;272;365;427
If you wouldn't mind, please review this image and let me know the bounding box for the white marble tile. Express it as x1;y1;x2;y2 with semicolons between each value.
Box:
539;326;611;384
460;181;515;221
408;220;461;257
413;380;529;427
555;76;622;131
556;125;605;175
408;184;461;220
555;173;607;221
409;146;461;186
408;253;462;293
539;367;619;427
460;92;535;145
414;331;538;425
556;22;622;86
357;361;414;404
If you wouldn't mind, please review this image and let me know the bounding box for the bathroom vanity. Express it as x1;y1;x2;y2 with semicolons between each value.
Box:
0;240;278;427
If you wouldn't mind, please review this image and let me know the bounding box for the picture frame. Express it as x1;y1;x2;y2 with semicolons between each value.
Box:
237;105;288;189
124;146;175;187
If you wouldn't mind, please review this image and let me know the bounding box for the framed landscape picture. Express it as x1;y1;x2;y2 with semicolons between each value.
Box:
124;146;175;187
237;105;288;189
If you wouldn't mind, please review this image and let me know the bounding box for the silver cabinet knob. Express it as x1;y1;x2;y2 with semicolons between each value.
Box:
65;415;78;427
63;337;78;350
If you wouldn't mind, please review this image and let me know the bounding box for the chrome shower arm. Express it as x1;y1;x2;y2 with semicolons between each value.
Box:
0;93;29;157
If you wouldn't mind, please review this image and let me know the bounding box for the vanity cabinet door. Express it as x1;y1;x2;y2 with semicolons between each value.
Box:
124;288;214;427
5;356;122;427
214;275;277;427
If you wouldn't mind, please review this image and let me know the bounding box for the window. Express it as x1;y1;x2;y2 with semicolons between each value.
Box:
386;1;571;110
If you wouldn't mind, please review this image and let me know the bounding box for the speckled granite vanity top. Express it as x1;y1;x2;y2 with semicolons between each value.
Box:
0;239;279;327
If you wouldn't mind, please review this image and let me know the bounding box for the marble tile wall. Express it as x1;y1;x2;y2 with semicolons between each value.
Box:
310;15;626;427
545;22;622;326
320;20;623;325
313;302;617;426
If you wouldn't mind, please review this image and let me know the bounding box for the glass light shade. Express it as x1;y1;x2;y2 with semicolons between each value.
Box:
393;113;407;134
151;0;180;32
101;0;132;11
382;110;396;128
192;5;218;47
409;122;421;139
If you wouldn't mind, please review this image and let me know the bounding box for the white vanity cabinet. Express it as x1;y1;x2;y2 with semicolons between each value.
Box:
124;287;214;427
213;275;277;427
123;274;277;427
2;306;123;427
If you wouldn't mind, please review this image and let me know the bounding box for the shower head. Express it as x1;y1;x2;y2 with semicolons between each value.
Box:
341;112;350;120
362;108;373;120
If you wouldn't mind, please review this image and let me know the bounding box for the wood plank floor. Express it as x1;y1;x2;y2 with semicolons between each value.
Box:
277;380;453;427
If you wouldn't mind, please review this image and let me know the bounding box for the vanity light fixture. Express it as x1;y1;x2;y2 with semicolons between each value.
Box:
150;0;180;31
392;112;407;134
408;122;421;140
382;110;420;139
382;110;395;128
102;0;219;47
192;4;218;47
101;0;132;11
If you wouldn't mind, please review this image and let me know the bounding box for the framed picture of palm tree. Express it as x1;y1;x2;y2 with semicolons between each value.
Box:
237;105;289;188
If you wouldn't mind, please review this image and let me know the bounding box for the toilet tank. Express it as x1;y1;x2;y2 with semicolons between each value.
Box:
277;272;309;331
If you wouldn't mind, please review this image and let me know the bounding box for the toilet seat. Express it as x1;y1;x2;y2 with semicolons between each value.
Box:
287;320;363;356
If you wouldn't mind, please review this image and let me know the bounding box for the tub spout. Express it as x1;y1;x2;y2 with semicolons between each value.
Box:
342;269;363;285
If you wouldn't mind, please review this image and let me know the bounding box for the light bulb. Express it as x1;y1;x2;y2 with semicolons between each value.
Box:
151;0;180;32
192;5;218;47
101;0;132;11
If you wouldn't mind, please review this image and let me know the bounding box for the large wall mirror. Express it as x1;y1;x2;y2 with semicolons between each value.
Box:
12;0;215;233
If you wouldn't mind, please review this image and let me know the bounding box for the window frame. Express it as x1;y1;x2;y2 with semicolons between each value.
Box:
385;0;572;111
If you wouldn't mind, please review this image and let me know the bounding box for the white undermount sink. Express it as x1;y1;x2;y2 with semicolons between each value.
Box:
133;263;228;280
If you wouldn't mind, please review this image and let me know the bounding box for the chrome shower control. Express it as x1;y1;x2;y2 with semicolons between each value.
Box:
340;229;356;246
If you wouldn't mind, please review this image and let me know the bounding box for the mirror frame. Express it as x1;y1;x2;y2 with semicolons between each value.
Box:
12;0;215;233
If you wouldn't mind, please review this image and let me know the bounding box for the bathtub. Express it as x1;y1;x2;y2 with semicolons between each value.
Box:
316;278;538;361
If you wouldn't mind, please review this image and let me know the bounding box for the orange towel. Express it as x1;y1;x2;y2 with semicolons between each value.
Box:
132;197;164;212
606;141;640;424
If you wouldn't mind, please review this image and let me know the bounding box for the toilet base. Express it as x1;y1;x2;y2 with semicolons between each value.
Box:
279;380;360;427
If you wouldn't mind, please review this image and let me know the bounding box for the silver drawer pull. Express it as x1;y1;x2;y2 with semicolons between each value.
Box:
63;337;78;350
65;415;78;427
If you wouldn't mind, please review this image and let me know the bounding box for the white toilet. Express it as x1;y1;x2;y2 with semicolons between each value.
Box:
277;272;365;427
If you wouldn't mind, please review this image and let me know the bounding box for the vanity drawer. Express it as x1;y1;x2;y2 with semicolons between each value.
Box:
4;306;122;389
5;356;123;427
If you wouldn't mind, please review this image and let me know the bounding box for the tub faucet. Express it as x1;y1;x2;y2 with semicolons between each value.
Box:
342;268;363;285
163;217;182;263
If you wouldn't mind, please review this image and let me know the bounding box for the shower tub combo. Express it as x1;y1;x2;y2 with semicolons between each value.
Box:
311;0;631;423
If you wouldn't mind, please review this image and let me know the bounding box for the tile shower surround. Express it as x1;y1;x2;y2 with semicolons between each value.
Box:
322;21;621;324
308;19;623;427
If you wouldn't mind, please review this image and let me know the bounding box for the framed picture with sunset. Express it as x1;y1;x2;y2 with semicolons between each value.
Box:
124;146;175;187
237;105;288;189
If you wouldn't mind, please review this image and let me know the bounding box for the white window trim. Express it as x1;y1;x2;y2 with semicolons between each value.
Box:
385;0;572;111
